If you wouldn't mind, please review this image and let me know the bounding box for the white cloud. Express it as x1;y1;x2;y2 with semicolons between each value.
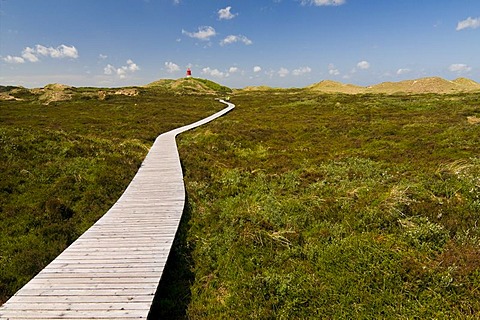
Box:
99;54;108;59
328;63;340;75
218;6;237;20
104;59;140;79
3;55;25;64
292;66;312;76
14;44;78;63
278;67;290;77
229;67;239;73
126;59;139;72
22;47;39;62
301;0;346;6
182;26;216;41
104;64;116;75
456;17;480;31
220;35;253;46
357;60;370;70
397;68;411;75
35;44;79;59
165;61;180;73
449;63;472;73
253;66;262;73
34;45;50;56
58;45;79;58
202;67;225;78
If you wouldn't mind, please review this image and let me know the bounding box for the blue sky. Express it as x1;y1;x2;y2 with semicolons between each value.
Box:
0;0;479;88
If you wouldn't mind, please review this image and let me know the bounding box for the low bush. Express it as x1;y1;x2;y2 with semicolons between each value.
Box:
0;88;223;303
175;91;480;318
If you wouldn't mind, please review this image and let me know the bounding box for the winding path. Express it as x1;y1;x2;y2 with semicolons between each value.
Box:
0;100;235;319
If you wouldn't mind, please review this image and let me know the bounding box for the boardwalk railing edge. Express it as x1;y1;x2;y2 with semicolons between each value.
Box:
0;99;235;320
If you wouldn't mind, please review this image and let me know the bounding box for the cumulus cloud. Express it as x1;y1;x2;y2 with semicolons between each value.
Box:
220;35;253;46
104;64;115;75
99;54;108;59
165;61;180;73
218;6;237;20
35;44;79;59
292;66;312;76
3;55;25;64
449;63;472;73
397;68;411;75
182;26;216;41
21;47;39;62
202;67;225;78
104;59;140;79
126;59;139;72
253;66;262;73
328;63;340;75
357;60;370;70
456;17;480;31
278;67;290;77
5;44;79;64
301;0;346;6
229;66;239;73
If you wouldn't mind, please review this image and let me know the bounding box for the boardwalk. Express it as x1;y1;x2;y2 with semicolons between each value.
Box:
0;100;235;320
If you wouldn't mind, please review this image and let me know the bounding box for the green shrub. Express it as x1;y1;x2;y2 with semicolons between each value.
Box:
176;91;480;318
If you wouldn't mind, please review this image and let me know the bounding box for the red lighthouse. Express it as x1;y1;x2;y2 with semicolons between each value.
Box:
186;68;192;78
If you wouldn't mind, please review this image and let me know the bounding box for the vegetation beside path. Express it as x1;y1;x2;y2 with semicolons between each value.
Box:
0;88;223;303
173;91;480;319
2;82;480;318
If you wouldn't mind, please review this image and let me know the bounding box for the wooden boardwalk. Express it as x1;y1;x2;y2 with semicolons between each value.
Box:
0;100;235;320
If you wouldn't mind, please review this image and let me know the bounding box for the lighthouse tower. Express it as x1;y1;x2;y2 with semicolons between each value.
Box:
186;68;192;78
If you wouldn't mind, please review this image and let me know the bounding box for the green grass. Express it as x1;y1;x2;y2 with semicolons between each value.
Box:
2;88;480;318
0;88;224;303
173;92;480;319
192;78;232;94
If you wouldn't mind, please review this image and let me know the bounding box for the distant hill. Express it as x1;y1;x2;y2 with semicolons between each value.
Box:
146;77;232;95
0;83;141;104
308;80;365;94
2;77;479;100
241;85;277;91
306;77;480;94
367;77;480;94
1;78;232;103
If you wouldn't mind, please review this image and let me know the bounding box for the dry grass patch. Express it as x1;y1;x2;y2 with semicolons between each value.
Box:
467;116;480;125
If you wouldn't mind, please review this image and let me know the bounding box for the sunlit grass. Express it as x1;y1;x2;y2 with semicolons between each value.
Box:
0;88;223;303
175;91;480;318
2;87;480;318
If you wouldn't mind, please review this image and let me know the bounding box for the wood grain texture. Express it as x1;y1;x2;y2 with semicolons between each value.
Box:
0;100;234;319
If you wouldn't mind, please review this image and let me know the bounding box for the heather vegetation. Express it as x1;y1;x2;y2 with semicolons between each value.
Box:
1;80;480;319
168;91;480;319
0;86;223;303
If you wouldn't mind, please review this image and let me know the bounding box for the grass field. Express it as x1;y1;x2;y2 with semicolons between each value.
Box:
169;91;480;319
1;86;480;318
0;87;223;304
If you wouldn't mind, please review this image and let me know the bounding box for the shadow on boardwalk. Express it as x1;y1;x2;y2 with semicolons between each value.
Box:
148;191;194;320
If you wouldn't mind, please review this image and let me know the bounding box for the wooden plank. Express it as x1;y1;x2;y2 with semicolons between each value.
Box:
12;289;157;296
5;295;154;304
0;100;234;319
0;309;147;318
0;302;152;310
